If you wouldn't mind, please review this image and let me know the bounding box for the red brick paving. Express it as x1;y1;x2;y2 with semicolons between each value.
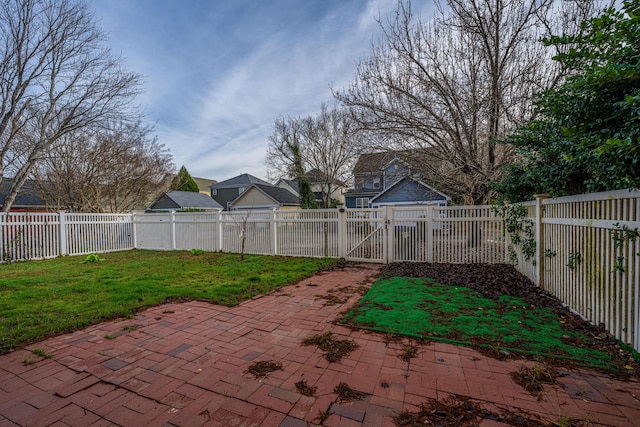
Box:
1;263;639;426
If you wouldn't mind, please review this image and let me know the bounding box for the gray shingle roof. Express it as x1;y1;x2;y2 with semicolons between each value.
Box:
353;149;440;175
0;178;57;209
210;173;270;189
149;191;222;210
253;184;299;205
280;178;299;193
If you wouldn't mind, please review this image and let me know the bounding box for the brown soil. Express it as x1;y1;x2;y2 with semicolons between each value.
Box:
382;262;640;378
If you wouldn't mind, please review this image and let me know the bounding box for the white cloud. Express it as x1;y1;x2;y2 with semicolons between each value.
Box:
92;0;434;181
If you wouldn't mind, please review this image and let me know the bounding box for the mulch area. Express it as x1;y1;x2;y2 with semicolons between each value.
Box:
382;262;640;379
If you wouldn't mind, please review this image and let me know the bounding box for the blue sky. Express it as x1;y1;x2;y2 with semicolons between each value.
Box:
91;0;433;182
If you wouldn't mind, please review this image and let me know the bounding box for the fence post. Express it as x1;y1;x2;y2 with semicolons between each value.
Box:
426;206;434;263
0;212;5;260
270;208;277;255
216;211;223;252
131;212;137;249
171;211;177;250
385;205;393;264
337;207;346;258
58;210;68;256
535;194;550;289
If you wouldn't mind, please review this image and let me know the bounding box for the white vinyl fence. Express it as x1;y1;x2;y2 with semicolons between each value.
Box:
1;189;639;351
132;206;506;264
0;211;132;262
508;189;640;351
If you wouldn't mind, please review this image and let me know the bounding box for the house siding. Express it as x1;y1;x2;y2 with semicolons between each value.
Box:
232;188;276;208
382;159;410;189
372;179;447;205
212;187;242;210
344;191;379;209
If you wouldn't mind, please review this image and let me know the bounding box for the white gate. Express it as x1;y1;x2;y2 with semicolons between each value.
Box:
341;205;505;264
344;208;386;263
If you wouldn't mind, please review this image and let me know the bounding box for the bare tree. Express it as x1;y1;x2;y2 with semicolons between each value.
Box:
335;0;602;204
33;121;173;212
266;104;360;208
0;0;142;211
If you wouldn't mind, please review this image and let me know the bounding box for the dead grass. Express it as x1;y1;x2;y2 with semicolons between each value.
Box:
302;331;358;363
245;360;282;378
334;382;367;402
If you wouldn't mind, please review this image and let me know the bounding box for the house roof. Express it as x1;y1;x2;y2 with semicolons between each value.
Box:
275;178;299;194
192;177;217;193
252;184;299;205
369;176;450;204
0;178;56;210
210;173;270;189
353;149;440;176
148;191;222;210
306;168;347;187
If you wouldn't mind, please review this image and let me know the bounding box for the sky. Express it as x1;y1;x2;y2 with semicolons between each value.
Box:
91;0;433;183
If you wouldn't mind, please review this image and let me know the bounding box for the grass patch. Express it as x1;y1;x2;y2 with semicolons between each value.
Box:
0;249;337;354
342;277;616;372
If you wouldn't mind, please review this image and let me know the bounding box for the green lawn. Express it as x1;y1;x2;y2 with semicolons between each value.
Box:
342;277;627;372
0;250;337;354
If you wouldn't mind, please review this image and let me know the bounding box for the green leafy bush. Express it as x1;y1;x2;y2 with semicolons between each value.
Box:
83;253;105;264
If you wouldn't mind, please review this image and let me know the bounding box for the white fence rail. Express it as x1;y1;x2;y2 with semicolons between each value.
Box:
1;190;639;351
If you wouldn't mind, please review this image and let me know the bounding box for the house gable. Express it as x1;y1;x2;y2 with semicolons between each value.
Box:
382;157;410;190
370;177;450;206
230;184;299;210
210;173;270;210
230;187;277;209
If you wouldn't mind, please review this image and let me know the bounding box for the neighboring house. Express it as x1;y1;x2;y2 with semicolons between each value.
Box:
274;178;299;197
0;178;57;212
305;168;347;206
274;170;348;207
369;176;450;207
146;191;222;212
344;150;449;208
192;177;217;195
230;184;300;210
210;173;271;211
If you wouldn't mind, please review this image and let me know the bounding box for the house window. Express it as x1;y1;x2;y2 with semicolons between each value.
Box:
238;187;246;194
356;197;369;209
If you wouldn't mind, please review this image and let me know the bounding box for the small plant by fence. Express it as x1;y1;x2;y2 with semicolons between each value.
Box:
1;188;639;351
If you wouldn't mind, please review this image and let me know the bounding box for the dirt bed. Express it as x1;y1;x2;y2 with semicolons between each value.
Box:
382;262;640;379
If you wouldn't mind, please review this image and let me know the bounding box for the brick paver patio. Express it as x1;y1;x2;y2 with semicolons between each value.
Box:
1;263;639;426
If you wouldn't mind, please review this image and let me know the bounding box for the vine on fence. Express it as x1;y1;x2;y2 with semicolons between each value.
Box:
494;203;536;264
610;222;640;273
567;252;582;270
